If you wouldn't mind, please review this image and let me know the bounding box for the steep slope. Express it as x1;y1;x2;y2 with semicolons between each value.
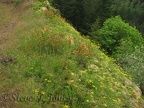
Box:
0;0;144;108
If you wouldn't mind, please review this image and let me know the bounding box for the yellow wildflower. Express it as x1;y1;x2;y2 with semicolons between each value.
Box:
86;100;89;102
41;91;46;95
48;80;51;83
71;72;74;76
34;89;39;94
103;104;107;107
63;105;70;108
69;80;74;83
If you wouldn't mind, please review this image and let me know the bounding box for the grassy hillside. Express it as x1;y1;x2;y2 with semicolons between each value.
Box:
0;0;144;108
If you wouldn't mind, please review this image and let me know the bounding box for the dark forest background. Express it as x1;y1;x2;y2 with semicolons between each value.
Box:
51;0;144;36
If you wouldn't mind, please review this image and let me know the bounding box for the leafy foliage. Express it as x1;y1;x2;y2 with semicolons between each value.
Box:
112;0;144;36
92;16;143;56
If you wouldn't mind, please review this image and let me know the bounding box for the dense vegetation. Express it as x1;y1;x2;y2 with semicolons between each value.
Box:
0;0;144;107
51;0;144;94
91;16;143;56
51;0;144;36
51;0;113;35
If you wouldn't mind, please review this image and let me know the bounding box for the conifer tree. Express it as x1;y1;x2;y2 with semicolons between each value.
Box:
52;0;113;35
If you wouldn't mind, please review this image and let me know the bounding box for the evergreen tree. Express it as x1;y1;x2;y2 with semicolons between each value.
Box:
82;0;113;34
52;0;113;35
52;0;84;31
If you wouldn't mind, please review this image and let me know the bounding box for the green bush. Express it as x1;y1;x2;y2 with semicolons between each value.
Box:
91;16;143;56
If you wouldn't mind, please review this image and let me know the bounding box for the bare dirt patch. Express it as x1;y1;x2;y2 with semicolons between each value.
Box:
0;1;33;107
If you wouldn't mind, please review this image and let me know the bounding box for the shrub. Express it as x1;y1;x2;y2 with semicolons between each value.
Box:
92;16;143;56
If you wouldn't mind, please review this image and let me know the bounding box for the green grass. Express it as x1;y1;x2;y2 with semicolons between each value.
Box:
2;1;144;108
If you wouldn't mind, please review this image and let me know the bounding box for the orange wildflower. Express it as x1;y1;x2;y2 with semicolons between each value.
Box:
44;28;49;32
46;11;54;16
82;52;87;56
89;52;93;55
44;9;49;14
73;50;80;54
31;32;35;35
40;55;44;58
56;38;60;42
80;44;87;50
37;36;42;40
48;38;52;41
67;38;72;43
35;29;40;33
31;55;36;59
